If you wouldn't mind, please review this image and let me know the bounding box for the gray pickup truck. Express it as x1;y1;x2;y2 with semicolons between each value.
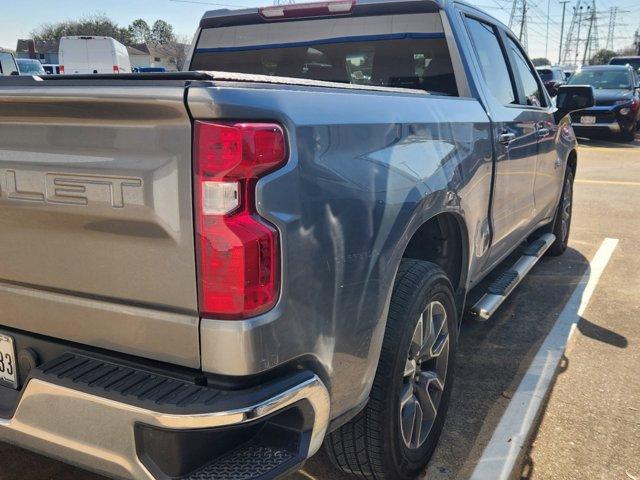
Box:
0;1;594;479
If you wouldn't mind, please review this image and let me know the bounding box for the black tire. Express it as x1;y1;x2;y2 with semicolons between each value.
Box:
621;128;636;142
325;260;458;480
546;167;574;256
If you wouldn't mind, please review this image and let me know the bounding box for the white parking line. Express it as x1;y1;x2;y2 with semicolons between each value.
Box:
469;237;619;480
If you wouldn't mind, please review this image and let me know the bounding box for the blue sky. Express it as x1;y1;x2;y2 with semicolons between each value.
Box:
2;0;639;60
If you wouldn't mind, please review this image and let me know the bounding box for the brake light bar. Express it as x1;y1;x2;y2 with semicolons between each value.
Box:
194;121;287;319
259;0;355;19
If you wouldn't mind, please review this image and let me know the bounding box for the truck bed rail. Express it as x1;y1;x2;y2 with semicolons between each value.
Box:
0;70;428;96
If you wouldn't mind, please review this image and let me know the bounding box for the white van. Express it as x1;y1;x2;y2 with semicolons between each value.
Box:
59;36;131;74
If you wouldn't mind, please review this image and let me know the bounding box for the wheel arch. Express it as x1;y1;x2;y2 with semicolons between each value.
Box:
567;148;577;174
398;211;470;314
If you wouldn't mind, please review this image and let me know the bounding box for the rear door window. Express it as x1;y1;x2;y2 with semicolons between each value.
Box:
464;17;516;105
191;13;458;95
505;36;545;107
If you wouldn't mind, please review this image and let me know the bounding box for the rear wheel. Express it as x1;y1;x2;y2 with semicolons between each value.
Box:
325;260;457;479
546;167;574;256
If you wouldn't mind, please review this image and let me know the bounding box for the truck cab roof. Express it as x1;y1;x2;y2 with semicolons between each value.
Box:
199;0;509;31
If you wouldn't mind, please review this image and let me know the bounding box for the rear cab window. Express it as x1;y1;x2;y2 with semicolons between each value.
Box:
191;12;459;96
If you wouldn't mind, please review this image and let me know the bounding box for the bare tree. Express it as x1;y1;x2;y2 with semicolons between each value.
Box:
159;35;191;71
32;14;133;45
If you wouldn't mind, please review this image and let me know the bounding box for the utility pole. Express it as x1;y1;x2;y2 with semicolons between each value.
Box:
545;0;551;59
558;0;570;64
509;0;529;51
606;7;618;51
509;0;518;30
562;1;580;65
574;4;585;65
520;0;528;49
582;0;596;65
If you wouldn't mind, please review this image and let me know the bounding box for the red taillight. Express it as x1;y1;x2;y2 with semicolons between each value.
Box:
59;65;65;74
113;65;120;73
259;0;355;19
194;121;286;319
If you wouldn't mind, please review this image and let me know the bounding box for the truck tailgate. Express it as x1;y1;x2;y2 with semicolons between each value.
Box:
0;83;199;367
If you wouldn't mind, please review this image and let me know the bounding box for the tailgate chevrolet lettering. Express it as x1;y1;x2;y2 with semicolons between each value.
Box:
0;170;143;208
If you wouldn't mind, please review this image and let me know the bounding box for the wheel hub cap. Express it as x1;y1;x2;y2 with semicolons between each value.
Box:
400;300;450;449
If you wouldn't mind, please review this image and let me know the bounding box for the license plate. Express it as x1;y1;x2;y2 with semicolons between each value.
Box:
580;115;596;124
0;334;18;389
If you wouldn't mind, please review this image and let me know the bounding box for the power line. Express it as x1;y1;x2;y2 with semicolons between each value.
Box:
509;0;530;50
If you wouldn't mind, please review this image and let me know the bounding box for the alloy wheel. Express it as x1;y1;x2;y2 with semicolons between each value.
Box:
399;300;450;449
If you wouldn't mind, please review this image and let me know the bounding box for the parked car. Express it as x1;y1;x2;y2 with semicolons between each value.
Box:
59;36;131;74
0;1;593;479
536;66;567;97
609;55;640;73
568;64;640;141
0;49;19;76
15;58;46;76
42;64;61;75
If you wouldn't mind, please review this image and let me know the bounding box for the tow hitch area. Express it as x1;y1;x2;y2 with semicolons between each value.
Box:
0;353;329;480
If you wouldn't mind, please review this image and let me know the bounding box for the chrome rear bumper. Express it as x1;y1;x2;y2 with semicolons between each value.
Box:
0;374;330;479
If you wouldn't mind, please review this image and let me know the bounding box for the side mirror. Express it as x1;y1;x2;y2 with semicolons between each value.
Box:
554;85;595;123
544;82;559;98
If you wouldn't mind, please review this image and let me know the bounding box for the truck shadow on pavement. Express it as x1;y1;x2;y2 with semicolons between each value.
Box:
0;246;627;480
518;313;629;480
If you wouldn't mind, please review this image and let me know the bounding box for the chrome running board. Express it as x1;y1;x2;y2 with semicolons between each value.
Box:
471;233;556;321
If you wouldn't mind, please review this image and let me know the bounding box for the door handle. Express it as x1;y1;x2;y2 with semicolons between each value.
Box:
537;127;550;138
499;132;516;146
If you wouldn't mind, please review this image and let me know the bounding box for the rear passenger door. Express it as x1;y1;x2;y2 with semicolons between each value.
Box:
502;34;561;224
461;13;538;267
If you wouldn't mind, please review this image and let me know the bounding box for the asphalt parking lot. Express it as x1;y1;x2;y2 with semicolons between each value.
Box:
1;133;639;480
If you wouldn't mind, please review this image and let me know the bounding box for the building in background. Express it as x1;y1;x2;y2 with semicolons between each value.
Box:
127;43;181;71
15;39;59;64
